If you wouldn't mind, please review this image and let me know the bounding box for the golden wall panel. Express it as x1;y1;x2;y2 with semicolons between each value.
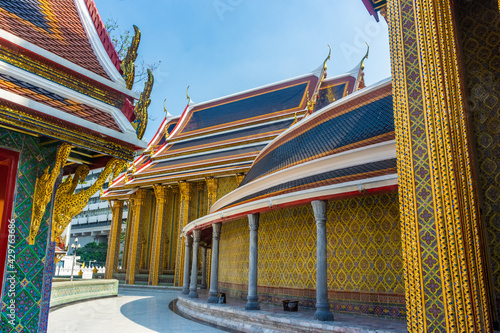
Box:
218;192;403;298
326;192;404;294
258;205;316;289
219;218;248;285
216;176;239;201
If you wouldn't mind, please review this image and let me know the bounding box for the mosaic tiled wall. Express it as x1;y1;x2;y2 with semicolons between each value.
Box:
190;182;208;222
0;129;59;333
219;218;248;285
258;205;316;289
454;0;500;321
327;193;404;294
216;176;238;201
162;188;178;271
218;192;405;318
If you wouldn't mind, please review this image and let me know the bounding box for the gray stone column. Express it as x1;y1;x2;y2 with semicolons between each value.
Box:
312;200;334;321
181;235;192;295
208;223;222;303
245;213;260;310
200;247;208;289
189;229;201;298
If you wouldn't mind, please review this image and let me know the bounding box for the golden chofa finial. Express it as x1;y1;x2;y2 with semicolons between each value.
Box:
132;163;137;174
360;42;369;70
150;146;155;158
163;99;173;118
186;85;191;102
124;172;129;183
323;44;331;72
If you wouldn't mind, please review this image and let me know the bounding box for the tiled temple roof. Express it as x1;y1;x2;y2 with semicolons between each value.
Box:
215;79;394;210
104;65;363;197
0;0;112;78
181;79;397;235
0;0;147;160
240;84;394;187
0;73;122;131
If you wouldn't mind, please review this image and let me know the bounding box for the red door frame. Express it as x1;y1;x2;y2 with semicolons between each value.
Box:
0;147;19;288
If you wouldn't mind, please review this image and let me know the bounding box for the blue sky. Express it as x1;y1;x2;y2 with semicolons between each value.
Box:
94;0;391;142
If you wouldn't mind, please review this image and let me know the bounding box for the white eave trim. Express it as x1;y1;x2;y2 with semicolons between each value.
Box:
130;160;253;182
74;0;124;84
0;61;136;135
155;140;270;163
0;88;146;148
212;140;397;212
183;173;398;235
0;29;139;99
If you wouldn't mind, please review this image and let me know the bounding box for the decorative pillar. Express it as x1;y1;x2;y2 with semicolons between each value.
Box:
245;213;260;310
386;1;493;331
148;184;168;285
200;247;208;289
122;200;132;270
104;200;124;279
174;181;191;286
208;223;222;303
312;200;333;321
125;189;146;285
189;229;201;298
206;177;218;209
181;235;192;295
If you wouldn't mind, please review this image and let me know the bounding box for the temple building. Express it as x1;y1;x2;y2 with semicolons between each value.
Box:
0;0;151;332
104;0;500;332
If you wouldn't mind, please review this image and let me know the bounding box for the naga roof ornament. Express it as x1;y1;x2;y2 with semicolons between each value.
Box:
29;143;72;245
52;158;127;242
132;69;154;140
121;25;141;90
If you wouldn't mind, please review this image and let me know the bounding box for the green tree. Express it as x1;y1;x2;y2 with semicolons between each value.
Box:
78;241;108;266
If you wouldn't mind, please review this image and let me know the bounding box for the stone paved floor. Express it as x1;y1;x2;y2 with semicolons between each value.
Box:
47;288;224;333
48;286;407;332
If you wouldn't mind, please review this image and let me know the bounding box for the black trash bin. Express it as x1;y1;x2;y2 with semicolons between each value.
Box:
282;300;298;312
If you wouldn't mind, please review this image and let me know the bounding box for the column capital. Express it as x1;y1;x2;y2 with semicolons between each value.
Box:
131;189;147;208
248;213;259;231
110;200;124;210
205;177;217;193
192;229;201;243
153;184;167;202
311;200;327;223
184;234;193;246
178;181;191;201
212;222;221;240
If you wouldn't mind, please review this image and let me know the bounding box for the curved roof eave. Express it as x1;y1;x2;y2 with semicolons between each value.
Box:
182;172;398;236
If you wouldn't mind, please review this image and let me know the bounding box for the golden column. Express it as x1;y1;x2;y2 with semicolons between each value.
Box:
174;181;191;286
121;199;132;270
387;0;492;331
148;184;168;285
124;189;146;284
104;200;124;279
